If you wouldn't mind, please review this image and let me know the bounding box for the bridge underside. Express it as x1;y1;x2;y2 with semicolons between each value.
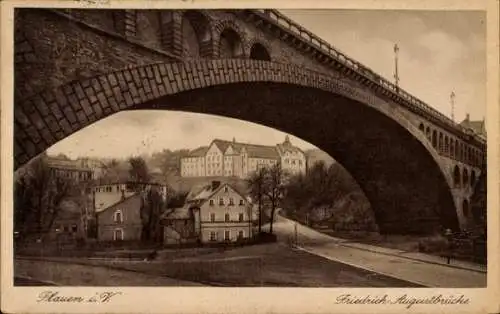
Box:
136;82;459;234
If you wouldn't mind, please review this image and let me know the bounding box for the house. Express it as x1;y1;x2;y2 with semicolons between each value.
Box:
93;181;168;242
160;205;198;245
180;136;307;179
96;193;143;241
460;114;486;139
162;181;255;244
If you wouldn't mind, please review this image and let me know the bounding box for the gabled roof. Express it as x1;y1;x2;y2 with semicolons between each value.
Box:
189;182;248;207
187;146;209;157
213;139;280;159
460;116;486;136
96;193;141;214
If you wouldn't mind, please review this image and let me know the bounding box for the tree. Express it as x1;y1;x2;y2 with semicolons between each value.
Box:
246;167;268;233
128;156;150;182
14;155;73;242
264;163;287;234
140;186;165;243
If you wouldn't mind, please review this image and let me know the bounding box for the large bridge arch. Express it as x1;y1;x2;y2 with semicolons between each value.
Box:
14;59;459;234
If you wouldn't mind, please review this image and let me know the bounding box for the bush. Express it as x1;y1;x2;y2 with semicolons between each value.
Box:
417;235;449;254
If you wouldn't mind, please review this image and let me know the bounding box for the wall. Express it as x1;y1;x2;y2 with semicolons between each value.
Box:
97;194;143;241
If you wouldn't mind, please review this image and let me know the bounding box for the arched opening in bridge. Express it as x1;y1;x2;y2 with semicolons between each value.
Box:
419;123;424;132
462;168;469;187
425;126;431;140
14;64;461;235
219;28;243;58
455;139;459;160
453;165;461;187
249;43;271;61
462;199;469;219
181;11;211;58
438;133;443;152
431;130;437;148
444;136;449;155
450;140;455;159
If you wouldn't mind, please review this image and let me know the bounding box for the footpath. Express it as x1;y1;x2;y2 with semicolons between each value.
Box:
271;216;487;288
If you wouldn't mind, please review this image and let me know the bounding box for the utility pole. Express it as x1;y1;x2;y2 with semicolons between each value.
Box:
450;91;456;122
394;44;400;91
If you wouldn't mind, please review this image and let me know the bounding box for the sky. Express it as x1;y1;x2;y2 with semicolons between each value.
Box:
47;9;486;160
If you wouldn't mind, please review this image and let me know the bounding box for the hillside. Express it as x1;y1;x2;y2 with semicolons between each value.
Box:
305;149;335;168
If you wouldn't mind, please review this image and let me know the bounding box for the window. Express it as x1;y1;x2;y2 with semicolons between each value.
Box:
229;198;234;206
224;186;228;192
238;213;244;222
238;230;244;239
225;213;230;222
210;231;217;241
114;210;123;223
239;199;244;206
224;230;230;241
71;224;78;232
210;213;215;222
209;199;214;206
219;197;224;205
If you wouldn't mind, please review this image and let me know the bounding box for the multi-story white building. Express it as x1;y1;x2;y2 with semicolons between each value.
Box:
180;136;306;178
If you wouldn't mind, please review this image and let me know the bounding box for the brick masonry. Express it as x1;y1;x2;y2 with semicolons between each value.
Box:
13;8;486;231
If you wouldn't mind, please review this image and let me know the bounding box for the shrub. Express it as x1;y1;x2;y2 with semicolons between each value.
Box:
417;235;449;254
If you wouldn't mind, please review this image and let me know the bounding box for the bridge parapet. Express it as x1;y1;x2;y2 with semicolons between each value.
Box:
251;9;485;146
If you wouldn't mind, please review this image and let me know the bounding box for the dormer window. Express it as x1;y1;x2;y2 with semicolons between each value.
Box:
239;199;244;206
224;186;228;192
209;199;214;206
219;197;224;205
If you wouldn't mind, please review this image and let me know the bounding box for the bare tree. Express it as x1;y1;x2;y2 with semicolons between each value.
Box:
264;163;287;234
140;186;165;243
14;155;72;242
128;156;151;182
246;167;268;233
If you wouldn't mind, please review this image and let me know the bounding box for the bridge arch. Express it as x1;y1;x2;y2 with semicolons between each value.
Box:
14;59;460;234
453;165;461;187
249;42;272;61
213;20;247;58
181;10;213;58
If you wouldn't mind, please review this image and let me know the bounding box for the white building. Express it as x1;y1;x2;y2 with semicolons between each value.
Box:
180;136;306;178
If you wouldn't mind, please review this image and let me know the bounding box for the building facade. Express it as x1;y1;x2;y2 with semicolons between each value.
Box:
180;136;306;178
46;156;106;182
162;181;255;244
92;181;168;242
96;193;143;241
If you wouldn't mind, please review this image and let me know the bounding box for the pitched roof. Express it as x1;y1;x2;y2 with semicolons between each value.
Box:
187;146;209;157
460;117;486;136
96;193;141;214
189;182;248;207
212;139;280;159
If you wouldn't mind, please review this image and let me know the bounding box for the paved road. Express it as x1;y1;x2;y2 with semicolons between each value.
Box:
265;214;487;288
14;276;57;286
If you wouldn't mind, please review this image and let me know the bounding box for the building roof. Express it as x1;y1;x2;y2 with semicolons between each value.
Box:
460;115;486;136
96;193;141;214
212;139;280;159
187;146;209;157
91;180;167;188
188;182;248;207
46;158;92;172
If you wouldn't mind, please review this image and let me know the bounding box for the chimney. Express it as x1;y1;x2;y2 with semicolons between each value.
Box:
466;113;470;121
211;180;221;191
232;137;236;143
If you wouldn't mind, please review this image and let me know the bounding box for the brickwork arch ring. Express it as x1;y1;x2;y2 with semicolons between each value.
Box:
244;38;273;60
211;19;248;57
14;59;448;181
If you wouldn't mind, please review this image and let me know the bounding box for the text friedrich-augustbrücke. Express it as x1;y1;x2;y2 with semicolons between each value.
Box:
335;294;469;309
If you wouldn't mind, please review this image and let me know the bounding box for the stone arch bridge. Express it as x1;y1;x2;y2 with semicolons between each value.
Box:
14;8;486;234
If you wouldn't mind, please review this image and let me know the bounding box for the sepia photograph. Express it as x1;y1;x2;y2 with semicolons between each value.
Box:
1;0;498;313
